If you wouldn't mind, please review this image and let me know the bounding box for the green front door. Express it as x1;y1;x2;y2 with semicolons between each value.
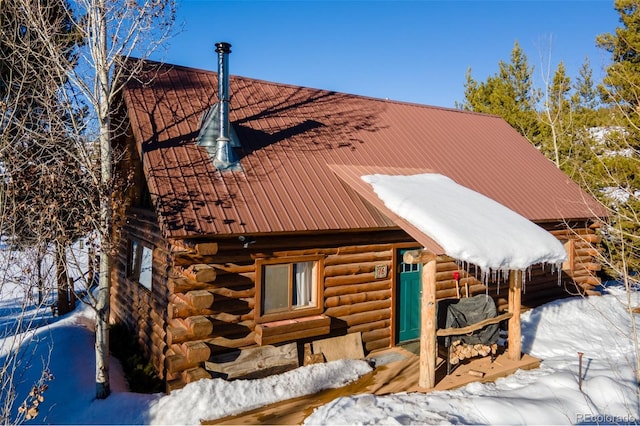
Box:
396;248;421;342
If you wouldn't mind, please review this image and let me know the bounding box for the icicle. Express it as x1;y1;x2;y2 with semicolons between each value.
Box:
521;268;528;295
485;268;490;297
555;261;563;287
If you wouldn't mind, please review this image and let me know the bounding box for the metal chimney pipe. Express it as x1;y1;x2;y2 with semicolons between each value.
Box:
213;41;240;170
215;42;231;143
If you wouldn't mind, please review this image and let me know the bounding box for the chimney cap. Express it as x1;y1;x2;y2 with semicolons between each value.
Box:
215;42;231;54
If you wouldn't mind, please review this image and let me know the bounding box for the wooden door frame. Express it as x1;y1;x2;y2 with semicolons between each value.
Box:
391;243;422;346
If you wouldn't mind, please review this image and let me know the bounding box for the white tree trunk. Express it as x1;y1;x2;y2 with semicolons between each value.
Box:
94;0;112;400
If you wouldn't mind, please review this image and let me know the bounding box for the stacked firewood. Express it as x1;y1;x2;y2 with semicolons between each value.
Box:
449;340;498;365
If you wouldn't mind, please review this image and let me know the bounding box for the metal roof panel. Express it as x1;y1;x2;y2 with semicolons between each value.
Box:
120;59;608;239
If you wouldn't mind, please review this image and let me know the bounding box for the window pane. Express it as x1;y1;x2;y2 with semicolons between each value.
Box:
263;264;289;314
129;240;140;277
139;246;153;290
293;261;314;308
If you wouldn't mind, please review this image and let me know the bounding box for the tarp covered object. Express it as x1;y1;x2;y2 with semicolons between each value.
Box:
437;295;499;347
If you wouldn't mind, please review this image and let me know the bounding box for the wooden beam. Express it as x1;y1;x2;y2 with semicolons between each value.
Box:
205;342;298;380
419;256;438;389
437;312;513;337
403;249;438;265
508;270;522;361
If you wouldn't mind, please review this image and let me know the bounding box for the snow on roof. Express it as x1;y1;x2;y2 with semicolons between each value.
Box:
361;173;567;273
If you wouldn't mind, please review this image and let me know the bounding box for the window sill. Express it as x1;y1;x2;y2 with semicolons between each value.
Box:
255;315;330;346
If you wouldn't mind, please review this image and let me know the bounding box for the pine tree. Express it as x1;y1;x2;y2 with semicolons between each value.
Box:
459;41;541;146
595;0;640;274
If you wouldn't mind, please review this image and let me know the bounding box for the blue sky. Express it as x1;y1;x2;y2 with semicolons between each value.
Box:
152;1;619;108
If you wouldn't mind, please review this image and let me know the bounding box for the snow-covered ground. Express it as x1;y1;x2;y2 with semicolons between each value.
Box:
2;279;639;425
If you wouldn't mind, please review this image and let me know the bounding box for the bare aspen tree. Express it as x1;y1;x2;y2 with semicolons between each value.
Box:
8;0;175;400
0;1;89;422
536;37;574;169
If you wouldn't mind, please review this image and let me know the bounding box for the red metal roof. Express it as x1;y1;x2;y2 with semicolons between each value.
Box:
121;59;608;240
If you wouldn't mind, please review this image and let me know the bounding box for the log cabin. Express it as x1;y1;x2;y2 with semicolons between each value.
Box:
110;43;609;392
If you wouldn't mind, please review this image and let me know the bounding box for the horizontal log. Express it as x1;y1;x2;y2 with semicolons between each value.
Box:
148;308;166;328
324;280;391;298
168;276;210;294
324;251;392;267
325;272;382;287
549;227;596;237
324;261;392;278
346;319;390;335
325;299;390;318
168;298;254;320
166;378;186;393
437;312;513;337
361;327;390;343
210;286;254;299
364;337;390;353
436;277;481;291
570;267;595;277
167;323;189;346
573;242;595;253
204;333;257;350
580;234;602;243
205;342;298;380
172;246;253;265
575;247;600;257
178;264;217;283
336;308;391;326
182;290;215;310
436;270;465;282
192;242;219;256
255;315;330;345
152;322;166;340
436;283;487;300
257;326;331;346
436;261;459;272
574;255;596;265
182;367;211;384
206;312;242;323
185;315;213;338
165;354;201;374
182;341;211;364
210;320;255;338
585;262;602;271
403;249;439;264
573;275;601;286
271;242;403;258
324;289;391;308
169;274;255;294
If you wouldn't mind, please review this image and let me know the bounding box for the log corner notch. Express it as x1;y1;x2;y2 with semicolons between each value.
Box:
403;249;438;390
169;239;219;256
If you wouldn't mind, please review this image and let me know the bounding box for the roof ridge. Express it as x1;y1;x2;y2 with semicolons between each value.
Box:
123;56;502;119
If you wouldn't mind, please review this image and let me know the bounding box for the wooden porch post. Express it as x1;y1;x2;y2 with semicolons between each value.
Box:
508;269;522;361
403;249;438;389
419;254;437;389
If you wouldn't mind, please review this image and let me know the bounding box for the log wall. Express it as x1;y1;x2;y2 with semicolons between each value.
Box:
110;212;603;392
110;208;171;380
161;231;414;391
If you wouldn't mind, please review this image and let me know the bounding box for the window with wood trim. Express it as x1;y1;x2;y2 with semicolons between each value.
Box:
256;256;323;322
127;239;153;290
